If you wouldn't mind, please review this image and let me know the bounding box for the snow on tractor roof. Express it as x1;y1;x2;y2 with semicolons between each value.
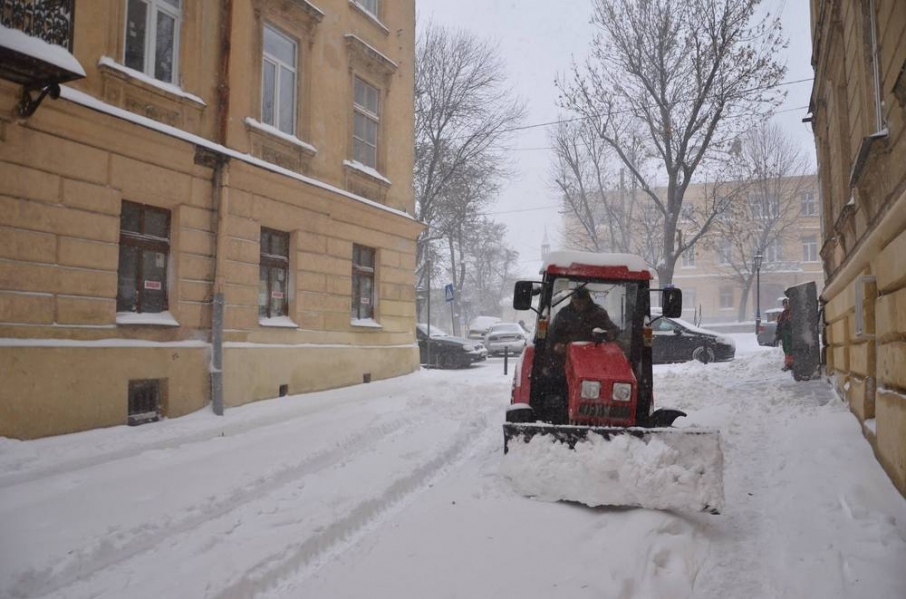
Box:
541;251;654;277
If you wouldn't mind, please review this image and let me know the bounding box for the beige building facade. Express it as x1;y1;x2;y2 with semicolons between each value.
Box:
810;0;906;497
673;176;825;325
0;0;421;439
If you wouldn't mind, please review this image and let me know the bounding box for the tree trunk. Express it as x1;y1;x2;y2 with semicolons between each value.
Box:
737;275;754;322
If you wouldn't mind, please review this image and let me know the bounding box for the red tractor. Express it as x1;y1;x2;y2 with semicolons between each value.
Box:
502;251;724;513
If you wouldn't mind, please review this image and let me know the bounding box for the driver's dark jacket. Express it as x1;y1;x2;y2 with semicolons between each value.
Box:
548;302;620;346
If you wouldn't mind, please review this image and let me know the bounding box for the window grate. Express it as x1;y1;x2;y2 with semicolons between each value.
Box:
128;379;161;426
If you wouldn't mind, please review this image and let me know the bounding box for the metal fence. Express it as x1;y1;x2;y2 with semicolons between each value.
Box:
0;0;75;51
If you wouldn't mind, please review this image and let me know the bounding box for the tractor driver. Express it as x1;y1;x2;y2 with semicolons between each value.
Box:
548;287;621;355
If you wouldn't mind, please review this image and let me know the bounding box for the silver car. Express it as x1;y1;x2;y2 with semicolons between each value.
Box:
482;322;528;356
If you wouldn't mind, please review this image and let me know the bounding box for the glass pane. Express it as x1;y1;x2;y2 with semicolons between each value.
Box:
354;112;366;139
270;267;286;317
154;11;176;82
161;0;180;6
120;202;142;234
141;250;168;313
259;266;269;317
144;209;169;239
362;143;376;168
365;85;379;114
278;65;295;135
262;60;276;126
360;247;374;268
125;0;147;72
359;275;373;319
117;244;140;312
365;118;377;145
264;26;296;66
271;232;288;258
354;79;366;107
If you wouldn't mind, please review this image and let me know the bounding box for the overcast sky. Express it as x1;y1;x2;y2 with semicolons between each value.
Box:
415;0;816;278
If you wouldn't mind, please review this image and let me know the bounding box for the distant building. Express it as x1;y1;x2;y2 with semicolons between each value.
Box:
0;0;420;439
672;176;824;325
809;0;906;498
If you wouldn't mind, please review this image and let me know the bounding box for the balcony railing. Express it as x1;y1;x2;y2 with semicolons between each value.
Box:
1;0;74;51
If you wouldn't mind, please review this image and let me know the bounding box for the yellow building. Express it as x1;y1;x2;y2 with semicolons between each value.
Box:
673;176;825;325
809;0;906;498
0;0;421;439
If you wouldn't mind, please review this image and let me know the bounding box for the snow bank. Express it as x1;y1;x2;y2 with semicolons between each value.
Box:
500;428;724;513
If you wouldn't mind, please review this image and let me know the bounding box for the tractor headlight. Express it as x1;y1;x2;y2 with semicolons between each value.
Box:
612;383;632;402
580;380;601;399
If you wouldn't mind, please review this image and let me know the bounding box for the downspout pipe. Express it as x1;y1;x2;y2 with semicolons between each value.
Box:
210;0;233;416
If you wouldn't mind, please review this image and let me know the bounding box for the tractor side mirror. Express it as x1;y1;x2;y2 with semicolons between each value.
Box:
662;288;683;318
513;281;536;311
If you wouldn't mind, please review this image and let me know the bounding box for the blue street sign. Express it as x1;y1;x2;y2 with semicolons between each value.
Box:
444;283;454;303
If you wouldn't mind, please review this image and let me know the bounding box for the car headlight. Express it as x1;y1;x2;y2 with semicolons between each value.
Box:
463;344;475;351
580;380;601;399
612;383;632;402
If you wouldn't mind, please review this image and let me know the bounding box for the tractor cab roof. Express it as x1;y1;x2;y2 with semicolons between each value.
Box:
541;250;655;281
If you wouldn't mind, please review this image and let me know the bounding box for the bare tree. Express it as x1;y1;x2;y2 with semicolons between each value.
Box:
557;0;787;284
708;124;812;320
414;23;525;298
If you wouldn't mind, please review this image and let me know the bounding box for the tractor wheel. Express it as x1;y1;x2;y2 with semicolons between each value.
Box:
692;346;715;364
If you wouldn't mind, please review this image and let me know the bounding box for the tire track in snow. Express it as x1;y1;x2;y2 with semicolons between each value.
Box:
10;410;427;599
209;399;502;599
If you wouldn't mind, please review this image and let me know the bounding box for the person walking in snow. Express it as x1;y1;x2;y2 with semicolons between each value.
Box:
775;297;794;371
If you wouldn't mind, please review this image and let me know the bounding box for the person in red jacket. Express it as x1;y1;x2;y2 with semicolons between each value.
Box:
775;298;794;371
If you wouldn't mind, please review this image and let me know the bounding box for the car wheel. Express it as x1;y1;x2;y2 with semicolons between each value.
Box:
692;346;715;364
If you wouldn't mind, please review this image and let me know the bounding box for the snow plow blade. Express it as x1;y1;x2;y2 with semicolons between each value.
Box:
501;423;724;513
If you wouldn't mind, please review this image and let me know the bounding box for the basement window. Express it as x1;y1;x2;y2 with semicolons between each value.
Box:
128;379;162;426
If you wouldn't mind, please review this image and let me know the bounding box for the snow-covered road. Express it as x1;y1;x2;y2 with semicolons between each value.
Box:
2;336;905;599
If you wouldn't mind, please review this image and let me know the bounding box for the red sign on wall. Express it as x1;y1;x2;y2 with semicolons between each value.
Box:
144;281;162;290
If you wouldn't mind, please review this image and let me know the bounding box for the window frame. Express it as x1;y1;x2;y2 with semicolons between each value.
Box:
802;236;818;263
123;0;182;85
259;228;291;319
351;244;376;320
356;0;379;18
717;239;732;265
719;287;734;310
800;192;817;216
261;23;298;136
352;76;380;169
764;238;783;263
680;246;696;269
117;201;171;314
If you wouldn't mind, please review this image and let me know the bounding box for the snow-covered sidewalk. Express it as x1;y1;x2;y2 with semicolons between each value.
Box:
1;335;905;599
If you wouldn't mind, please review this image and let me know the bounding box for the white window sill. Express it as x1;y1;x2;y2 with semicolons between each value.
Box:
351;318;382;329
343;160;391;185
244;117;318;155
97;57;206;106
348;1;390;34
116;311;180;327
259;316;300;329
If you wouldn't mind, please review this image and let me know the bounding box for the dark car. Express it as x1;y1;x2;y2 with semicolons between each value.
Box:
416;324;488;368
651;316;736;364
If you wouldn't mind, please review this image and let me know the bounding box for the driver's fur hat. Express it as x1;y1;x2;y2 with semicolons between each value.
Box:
573;287;591;300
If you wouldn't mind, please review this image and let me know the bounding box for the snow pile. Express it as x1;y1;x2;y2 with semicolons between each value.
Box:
500;428;724;512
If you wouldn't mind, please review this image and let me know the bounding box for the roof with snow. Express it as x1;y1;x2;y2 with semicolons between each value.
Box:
541;251;654;277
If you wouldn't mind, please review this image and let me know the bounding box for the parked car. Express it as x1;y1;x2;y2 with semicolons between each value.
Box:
756;308;784;346
416;324;488;368
467;316;501;339
650;315;736;364
482;322;528;356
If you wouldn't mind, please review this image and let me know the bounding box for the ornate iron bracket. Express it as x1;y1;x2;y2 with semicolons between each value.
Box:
18;82;61;118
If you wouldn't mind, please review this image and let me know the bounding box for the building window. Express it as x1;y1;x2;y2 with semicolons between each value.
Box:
719;287;733;309
681;246;696;268
684;289;696;313
124;0;181;84
262;24;297;135
352;244;376;320
800;192;817;216
259;228;290;318
802;236;818;262
750;194;779;220
117;201;170;314
128;379;161;426
764;238;783;263
353;77;380;168
717;239;732;265
356;0;379;17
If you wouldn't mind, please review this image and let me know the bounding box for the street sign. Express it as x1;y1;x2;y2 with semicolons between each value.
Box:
444;283;454;303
